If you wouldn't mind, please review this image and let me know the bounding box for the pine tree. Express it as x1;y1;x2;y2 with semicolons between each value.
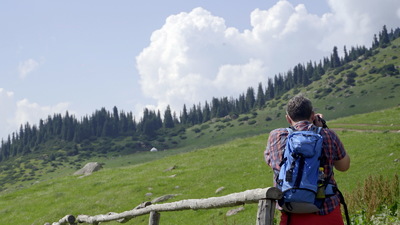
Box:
372;34;379;48
163;105;174;128
245;87;255;110
343;46;349;63
112;106;120;136
331;46;341;68
379;25;390;47
256;82;266;109
237;94;247;114
196;103;203;124
211;98;220;118
202;101;211;122
181;104;188;124
266;78;274;100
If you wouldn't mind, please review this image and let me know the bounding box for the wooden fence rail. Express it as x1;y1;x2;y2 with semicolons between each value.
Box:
46;187;282;225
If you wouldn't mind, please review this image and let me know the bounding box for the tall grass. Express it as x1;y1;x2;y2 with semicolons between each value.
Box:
347;175;400;224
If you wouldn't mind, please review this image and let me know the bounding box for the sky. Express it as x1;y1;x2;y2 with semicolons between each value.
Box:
0;0;399;140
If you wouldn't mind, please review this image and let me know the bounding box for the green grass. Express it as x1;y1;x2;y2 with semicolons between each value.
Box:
0;108;399;225
1;35;400;225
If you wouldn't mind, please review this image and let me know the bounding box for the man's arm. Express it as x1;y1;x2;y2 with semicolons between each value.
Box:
334;154;350;171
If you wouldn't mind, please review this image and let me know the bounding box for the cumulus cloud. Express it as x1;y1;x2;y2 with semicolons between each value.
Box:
18;58;39;79
136;0;400;114
0;88;71;140
0;89;17;139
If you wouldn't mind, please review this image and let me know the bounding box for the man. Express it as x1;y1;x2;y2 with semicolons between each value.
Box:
264;94;350;225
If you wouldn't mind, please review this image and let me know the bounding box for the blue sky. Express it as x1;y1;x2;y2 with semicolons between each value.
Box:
0;0;399;140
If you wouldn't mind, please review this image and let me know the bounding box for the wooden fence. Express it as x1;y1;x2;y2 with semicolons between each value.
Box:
46;187;282;225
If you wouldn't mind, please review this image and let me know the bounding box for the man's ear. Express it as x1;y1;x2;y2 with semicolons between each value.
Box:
310;111;316;122
286;114;293;125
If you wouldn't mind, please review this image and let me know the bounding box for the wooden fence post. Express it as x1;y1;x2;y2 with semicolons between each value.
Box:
46;187;282;225
149;211;160;225
256;199;276;225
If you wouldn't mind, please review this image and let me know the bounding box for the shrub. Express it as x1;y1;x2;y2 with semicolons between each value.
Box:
221;118;231;123
192;128;201;133
215;125;226;131
369;67;378;74
346;174;400;222
247;120;257;125
238;116;249;122
345;71;357;86
379;64;398;76
325;105;335;110
334;66;345;75
335;77;343;84
201;124;210;130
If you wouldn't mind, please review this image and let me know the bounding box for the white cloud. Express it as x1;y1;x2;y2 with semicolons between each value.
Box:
15;99;71;127
18;58;39;79
321;0;400;50
0;89;17;139
0;88;71;140
136;0;400;114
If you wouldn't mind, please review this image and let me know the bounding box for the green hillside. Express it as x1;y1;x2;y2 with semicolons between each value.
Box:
0;107;399;224
0;28;399;224
1;34;400;192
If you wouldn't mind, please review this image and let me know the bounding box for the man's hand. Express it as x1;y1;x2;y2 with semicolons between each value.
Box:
313;113;326;128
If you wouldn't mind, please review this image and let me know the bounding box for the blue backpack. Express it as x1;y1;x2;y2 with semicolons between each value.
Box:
277;127;325;213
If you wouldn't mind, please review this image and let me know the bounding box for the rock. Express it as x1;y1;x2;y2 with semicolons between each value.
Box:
74;162;102;176
215;186;225;194
164;165;177;172
151;194;180;203
226;206;245;216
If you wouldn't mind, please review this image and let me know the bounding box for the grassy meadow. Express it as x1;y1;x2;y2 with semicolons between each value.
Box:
0;107;399;224
0;38;399;224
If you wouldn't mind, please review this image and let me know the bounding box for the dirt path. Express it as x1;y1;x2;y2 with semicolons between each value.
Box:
332;123;397;127
328;123;400;133
330;127;400;133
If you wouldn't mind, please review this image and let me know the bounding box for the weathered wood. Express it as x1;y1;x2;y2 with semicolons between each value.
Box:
47;187;282;225
49;214;76;225
256;199;276;225
149;211;160;225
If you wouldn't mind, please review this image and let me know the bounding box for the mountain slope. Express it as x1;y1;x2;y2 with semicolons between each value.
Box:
0;33;399;194
0;107;398;224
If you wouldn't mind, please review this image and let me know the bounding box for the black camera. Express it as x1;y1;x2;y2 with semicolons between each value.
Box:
317;115;328;128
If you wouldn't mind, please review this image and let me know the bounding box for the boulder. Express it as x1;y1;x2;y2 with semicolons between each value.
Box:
226;206;245;216
215;186;225;194
151;194;180;203
74;162;103;176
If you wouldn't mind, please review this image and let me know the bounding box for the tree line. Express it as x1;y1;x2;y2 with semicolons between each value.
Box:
0;26;398;162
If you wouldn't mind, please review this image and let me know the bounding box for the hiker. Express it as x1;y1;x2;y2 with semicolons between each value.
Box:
264;94;350;225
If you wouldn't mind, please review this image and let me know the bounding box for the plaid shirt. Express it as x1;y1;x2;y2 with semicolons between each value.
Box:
264;121;347;215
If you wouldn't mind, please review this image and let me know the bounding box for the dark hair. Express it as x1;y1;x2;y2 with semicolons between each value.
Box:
286;94;313;121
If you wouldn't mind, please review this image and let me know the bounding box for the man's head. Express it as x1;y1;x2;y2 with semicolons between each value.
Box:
286;94;314;122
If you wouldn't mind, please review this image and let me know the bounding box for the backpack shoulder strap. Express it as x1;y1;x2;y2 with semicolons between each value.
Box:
310;125;322;134
316;126;322;134
286;127;294;134
279;128;294;167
